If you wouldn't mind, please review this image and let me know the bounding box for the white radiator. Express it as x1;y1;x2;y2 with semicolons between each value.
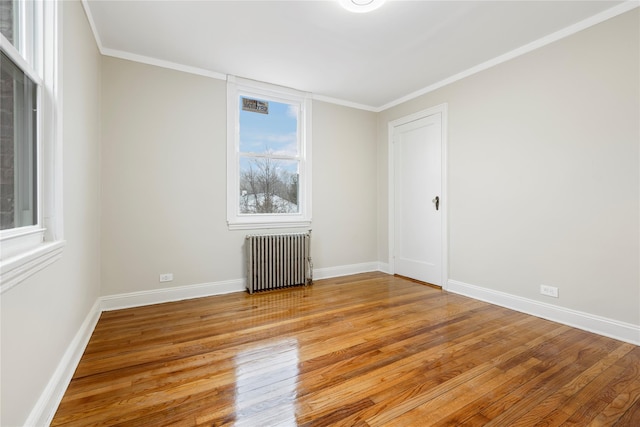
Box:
245;232;313;294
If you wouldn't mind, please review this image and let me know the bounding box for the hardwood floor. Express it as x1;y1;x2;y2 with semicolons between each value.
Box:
52;273;640;426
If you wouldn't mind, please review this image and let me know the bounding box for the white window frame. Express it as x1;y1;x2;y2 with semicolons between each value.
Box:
227;76;312;230
0;0;64;293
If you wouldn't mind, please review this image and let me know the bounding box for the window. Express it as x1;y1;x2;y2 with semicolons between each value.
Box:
1;0;63;293
1;51;38;231
227;77;312;229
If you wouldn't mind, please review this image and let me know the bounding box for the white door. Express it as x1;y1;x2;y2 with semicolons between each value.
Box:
393;113;442;285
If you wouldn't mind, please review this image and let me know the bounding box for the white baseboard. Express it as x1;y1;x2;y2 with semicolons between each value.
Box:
101;263;389;312
100;263;390;312
100;279;246;311
447;279;640;346
377;262;392;275
313;262;385;280
26;299;102;427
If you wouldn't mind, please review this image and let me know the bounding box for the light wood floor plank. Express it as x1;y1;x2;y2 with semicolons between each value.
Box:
51;273;639;426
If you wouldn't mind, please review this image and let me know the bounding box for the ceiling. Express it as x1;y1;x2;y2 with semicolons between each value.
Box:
83;0;628;111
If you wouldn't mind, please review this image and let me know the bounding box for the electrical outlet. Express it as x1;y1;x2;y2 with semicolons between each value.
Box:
540;284;559;298
159;273;173;282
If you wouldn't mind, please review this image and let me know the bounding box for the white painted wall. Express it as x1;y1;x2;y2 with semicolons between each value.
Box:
100;57;379;296
312;101;378;270
377;9;639;326
0;1;102;425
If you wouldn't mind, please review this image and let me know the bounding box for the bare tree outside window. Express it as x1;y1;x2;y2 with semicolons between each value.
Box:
237;96;301;215
239;156;299;214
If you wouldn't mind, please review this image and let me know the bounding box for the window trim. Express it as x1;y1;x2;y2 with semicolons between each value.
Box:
0;0;64;293
226;76;312;230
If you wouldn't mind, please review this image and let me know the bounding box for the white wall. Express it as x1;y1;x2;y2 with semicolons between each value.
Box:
100;57;379;297
312;101;378;270
377;9;639;327
0;1;102;425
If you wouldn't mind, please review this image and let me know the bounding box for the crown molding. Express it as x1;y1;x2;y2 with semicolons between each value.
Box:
378;0;640;111
100;47;227;80
81;0;639;113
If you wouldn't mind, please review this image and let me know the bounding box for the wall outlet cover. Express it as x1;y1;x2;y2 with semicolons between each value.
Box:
159;273;174;282
540;284;559;298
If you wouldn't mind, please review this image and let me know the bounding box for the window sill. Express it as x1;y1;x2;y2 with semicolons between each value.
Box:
228;220;312;231
0;240;66;294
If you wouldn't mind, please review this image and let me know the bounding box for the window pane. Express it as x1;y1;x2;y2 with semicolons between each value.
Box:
239;156;299;214
239;97;299;156
1;51;37;230
0;0;19;49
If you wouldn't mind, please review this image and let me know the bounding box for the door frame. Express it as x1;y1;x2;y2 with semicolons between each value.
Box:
388;103;448;289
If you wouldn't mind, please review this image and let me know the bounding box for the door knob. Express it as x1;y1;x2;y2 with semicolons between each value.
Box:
432;196;440;211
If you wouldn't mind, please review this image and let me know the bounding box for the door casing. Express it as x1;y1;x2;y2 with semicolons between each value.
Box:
388;103;448;289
